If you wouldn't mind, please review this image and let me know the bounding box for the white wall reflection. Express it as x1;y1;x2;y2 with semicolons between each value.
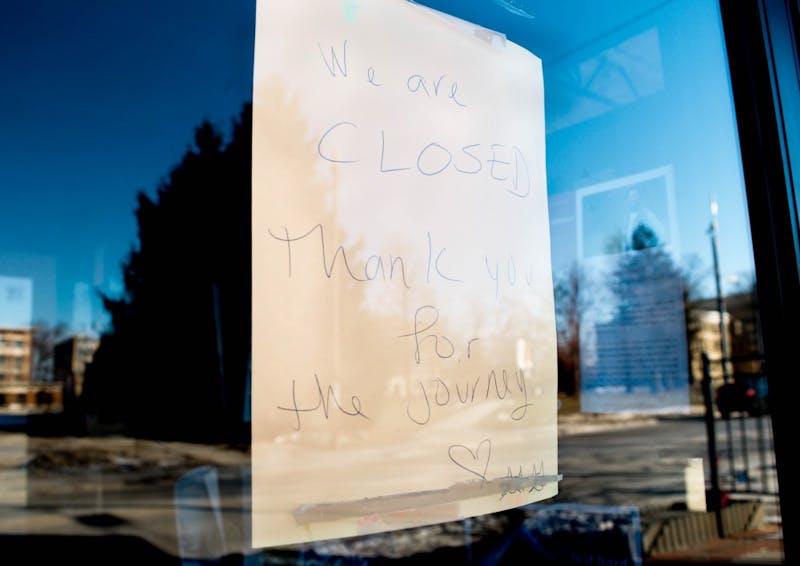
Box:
547;28;665;133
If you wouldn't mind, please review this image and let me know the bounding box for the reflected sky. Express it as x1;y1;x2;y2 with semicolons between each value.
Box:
0;0;255;329
420;0;755;294
0;0;755;332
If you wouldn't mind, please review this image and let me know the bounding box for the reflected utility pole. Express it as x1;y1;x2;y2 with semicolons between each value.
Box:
709;195;731;384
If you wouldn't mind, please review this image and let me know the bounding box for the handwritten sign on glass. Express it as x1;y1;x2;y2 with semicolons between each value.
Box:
252;0;558;548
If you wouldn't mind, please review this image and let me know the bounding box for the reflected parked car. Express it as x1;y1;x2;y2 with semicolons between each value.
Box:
715;375;769;418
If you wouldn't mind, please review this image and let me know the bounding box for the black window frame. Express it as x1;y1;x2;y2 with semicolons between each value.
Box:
720;0;800;562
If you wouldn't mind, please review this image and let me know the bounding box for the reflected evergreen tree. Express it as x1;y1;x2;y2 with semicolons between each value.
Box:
611;224;702;327
82;104;252;444
594;223;690;395
630;222;660;251
610;224;680;323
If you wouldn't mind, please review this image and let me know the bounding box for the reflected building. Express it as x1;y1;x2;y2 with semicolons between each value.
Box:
687;309;731;383
0;328;33;407
55;334;99;401
687;290;762;383
0;327;62;413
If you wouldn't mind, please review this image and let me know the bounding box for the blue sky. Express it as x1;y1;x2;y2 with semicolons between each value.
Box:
422;0;757;297
0;1;256;329
0;0;755;333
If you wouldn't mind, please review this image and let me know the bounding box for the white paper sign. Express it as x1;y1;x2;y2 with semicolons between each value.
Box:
252;0;558;548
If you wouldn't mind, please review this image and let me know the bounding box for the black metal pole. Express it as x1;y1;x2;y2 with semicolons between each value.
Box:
702;353;724;537
739;414;752;491
709;199;738;490
708;201;731;386
756;412;768;493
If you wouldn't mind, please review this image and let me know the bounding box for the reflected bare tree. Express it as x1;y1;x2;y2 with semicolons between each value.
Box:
553;265;589;395
31;320;68;382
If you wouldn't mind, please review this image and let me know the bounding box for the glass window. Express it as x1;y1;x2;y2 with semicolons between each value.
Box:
0;1;791;564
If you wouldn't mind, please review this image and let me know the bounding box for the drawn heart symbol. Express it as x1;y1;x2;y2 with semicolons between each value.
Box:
448;439;492;484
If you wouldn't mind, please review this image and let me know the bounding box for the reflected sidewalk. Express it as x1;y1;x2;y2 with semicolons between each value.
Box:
646;523;784;564
0;405;783;564
557;403;705;436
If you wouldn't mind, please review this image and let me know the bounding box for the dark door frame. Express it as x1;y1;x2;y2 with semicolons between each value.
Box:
720;0;799;562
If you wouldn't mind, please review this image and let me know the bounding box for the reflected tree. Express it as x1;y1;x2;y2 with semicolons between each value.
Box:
608;223;680;323
614;230;706;386
559;222;706;400
82;104;252;443
31;320;68;382
630;223;660;251
680;254;708;383
596;222;694;395
554;264;590;395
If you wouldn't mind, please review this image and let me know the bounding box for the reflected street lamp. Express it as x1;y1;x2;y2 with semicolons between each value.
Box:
708;195;731;384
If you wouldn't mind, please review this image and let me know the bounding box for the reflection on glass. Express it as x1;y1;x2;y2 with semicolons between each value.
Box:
547;28;665;133
0;276;33;329
0;0;785;563
575;167;679;260
580;246;690;414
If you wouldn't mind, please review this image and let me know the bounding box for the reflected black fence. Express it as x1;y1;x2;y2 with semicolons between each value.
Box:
701;352;778;509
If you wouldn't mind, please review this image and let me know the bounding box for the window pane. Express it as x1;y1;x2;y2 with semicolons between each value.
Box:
0;1;785;564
